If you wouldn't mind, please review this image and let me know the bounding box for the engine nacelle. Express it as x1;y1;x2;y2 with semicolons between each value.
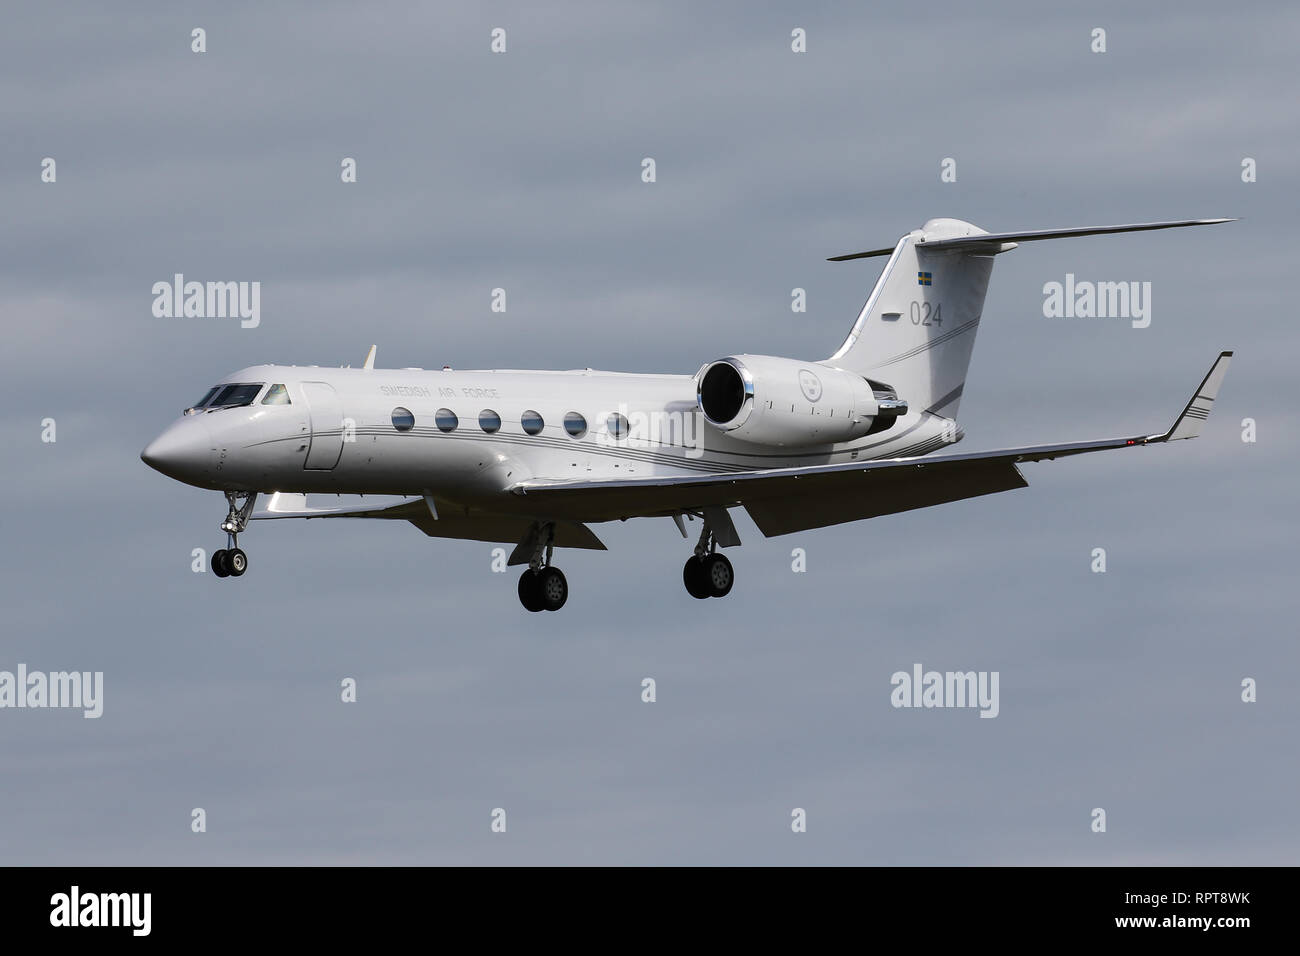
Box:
696;354;906;447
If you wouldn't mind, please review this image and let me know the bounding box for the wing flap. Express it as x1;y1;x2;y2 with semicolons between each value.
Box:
744;460;1027;536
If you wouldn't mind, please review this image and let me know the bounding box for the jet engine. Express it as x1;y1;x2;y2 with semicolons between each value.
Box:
696;354;907;447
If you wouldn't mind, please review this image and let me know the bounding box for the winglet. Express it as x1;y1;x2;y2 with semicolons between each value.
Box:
1148;351;1232;443
363;345;377;370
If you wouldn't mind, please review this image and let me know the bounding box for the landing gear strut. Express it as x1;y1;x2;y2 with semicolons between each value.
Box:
517;522;568;612
682;515;734;599
212;491;256;580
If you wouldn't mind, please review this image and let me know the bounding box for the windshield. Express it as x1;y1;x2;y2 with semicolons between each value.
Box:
191;386;220;409
184;386;222;415
208;383;264;408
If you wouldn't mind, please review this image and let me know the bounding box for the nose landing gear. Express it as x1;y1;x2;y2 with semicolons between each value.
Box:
211;491;256;580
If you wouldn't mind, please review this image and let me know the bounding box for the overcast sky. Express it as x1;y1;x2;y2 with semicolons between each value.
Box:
2;0;1296;864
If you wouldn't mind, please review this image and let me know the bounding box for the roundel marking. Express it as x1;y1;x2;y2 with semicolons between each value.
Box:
798;369;823;403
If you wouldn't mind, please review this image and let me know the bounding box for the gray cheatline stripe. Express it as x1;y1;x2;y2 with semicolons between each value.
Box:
354;416;942;466
338;426;776;474
925;384;964;416
877;316;978;366
259;406;957;478
349;428;740;473
872;317;981;369
274;426;727;472
890;438;947;460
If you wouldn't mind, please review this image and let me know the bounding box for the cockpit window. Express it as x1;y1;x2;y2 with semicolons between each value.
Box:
261;384;291;405
209;383;264;408
192;387;221;409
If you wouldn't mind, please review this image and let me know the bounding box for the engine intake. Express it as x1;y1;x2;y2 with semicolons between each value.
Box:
698;360;751;424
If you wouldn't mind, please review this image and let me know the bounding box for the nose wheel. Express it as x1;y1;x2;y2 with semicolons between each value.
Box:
211;491;256;580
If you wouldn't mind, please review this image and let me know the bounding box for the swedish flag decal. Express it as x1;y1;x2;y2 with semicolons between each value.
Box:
917;271;932;286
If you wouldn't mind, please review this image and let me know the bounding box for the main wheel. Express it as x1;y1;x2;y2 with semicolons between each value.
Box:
211;549;230;578
536;566;568;612
683;557;710;599
518;570;544;612
703;553;734;598
227;548;248;577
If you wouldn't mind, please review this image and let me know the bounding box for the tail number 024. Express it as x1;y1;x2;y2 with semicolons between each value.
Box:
910;301;942;326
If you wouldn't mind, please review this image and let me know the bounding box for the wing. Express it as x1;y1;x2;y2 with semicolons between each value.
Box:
509;352;1232;537
252;493;607;550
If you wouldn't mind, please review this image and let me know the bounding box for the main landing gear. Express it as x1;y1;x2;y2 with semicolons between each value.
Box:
510;512;738;611
211;491;257;580
682;517;734;599
518;522;568;612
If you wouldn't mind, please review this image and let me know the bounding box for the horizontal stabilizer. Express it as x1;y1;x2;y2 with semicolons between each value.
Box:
917;218;1234;252
829;218;1234;262
826;245;897;262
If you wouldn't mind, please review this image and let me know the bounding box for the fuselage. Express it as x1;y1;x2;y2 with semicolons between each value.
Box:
141;363;959;517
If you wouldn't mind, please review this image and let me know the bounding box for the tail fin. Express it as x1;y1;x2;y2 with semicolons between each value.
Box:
825;218;995;420
824;217;1234;421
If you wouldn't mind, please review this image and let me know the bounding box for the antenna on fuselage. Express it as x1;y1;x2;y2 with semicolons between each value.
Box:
362;345;377;370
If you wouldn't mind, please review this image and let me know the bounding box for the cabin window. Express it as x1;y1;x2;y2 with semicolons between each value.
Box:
521;410;544;435
606;412;630;439
479;409;501;434
563;412;587;438
261;384;291;405
435;408;458;433
391;407;415;432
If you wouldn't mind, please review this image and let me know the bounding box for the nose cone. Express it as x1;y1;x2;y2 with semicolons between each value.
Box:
141;417;212;485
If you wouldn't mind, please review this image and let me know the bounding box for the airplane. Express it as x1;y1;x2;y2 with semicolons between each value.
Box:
141;216;1234;611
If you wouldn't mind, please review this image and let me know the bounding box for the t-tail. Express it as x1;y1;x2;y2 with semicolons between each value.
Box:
824;217;1234;421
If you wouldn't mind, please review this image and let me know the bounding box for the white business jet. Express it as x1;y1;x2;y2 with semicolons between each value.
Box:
142;217;1233;611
